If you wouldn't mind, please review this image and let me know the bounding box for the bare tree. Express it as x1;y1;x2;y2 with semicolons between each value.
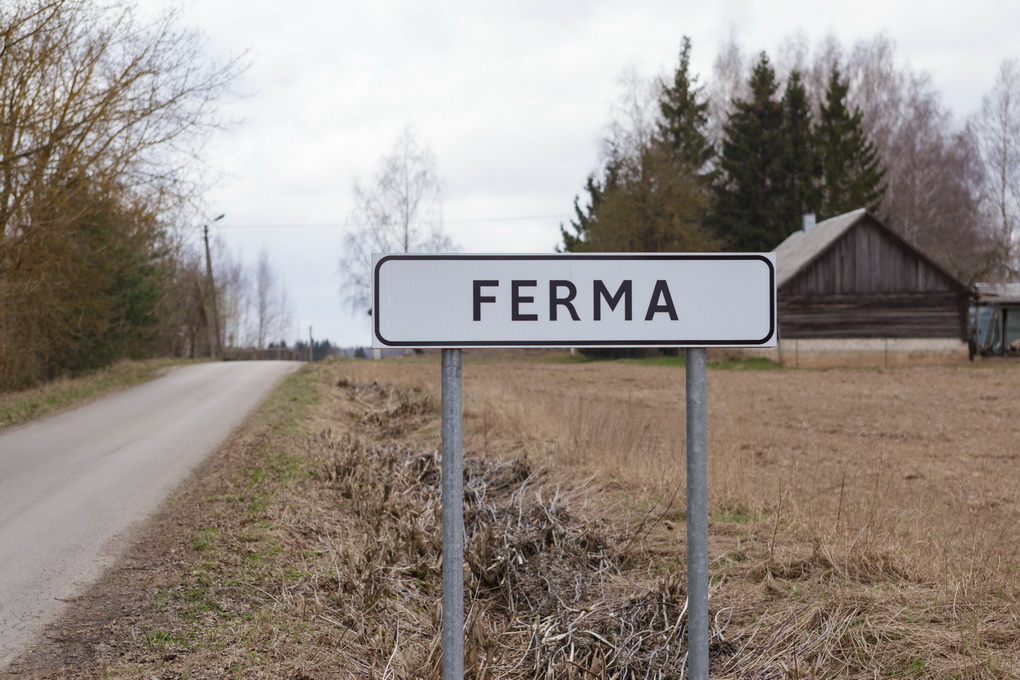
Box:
155;246;207;359
843;36;997;281
974;58;1020;278
213;246;291;351
0;0;238;230
771;33;996;282
0;0;240;387
705;30;747;147
339;127;454;315
774;30;810;79
603;67;661;162
272;286;293;348
253;248;293;349
217;245;250;350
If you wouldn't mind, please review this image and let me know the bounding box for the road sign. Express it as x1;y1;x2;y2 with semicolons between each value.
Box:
373;251;777;680
373;253;776;348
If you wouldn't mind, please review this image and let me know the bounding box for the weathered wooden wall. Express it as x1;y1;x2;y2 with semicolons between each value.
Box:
780;219;968;340
780;292;967;338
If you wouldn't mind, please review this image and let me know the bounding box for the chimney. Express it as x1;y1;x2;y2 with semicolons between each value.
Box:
802;213;817;231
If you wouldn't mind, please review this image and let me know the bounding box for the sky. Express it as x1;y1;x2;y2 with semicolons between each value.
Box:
153;0;1020;347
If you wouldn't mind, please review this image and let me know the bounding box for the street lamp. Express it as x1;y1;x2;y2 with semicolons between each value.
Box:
203;214;225;358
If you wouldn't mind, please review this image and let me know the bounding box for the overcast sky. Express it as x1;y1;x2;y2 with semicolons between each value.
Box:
158;0;1020;347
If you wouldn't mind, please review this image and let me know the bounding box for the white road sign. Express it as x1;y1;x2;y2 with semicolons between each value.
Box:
372;253;776;348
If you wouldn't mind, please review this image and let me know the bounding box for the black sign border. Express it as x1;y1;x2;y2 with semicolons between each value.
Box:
373;254;776;347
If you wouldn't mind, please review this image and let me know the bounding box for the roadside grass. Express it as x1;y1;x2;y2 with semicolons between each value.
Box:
115;362;708;677
106;364;332;675
0;358;203;429
58;355;1020;678
535;350;782;370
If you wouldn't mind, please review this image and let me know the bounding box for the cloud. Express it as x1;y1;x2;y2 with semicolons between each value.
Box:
159;0;1020;346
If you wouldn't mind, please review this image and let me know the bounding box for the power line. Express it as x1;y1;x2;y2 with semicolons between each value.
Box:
217;214;571;229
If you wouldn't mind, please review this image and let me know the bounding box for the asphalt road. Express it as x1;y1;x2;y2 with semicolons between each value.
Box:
0;360;300;667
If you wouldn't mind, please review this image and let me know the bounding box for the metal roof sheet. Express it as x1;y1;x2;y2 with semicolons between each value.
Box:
974;282;1020;305
773;208;867;288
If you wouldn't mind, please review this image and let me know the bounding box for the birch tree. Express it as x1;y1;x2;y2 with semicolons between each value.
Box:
254;248;291;349
339;128;454;315
975;59;1020;277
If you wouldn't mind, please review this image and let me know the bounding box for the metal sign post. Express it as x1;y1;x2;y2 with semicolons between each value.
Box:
685;347;709;679
373;252;776;680
440;348;464;679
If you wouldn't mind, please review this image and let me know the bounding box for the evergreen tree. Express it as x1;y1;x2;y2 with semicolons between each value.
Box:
560;147;716;253
657;36;715;179
816;65;886;218
560;37;718;254
778;70;820;231
559;169;612;252
20;174;163;380
713;52;789;251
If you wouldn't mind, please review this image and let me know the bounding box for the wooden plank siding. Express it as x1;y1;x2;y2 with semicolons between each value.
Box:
779;218;969;340
782;221;956;296
780;293;968;338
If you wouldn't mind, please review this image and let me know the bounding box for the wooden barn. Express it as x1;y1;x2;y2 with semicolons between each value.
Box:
760;209;972;367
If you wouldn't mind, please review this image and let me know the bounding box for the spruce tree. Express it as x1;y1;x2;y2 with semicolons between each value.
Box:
560;38;718;254
559;165;616;252
778;70;820;234
657;36;714;179
560;146;716;253
713;52;788;251
816;65;886;219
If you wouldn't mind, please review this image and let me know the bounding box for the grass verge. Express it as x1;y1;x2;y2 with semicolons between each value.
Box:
0;358;203;429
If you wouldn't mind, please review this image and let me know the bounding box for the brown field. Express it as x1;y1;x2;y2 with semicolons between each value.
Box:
363;353;1020;677
10;353;1020;679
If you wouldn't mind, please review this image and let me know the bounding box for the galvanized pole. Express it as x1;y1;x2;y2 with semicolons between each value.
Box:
685;347;709;680
441;349;464;679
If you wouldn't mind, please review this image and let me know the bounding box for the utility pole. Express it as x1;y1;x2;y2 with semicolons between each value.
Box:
202;214;225;358
308;326;313;362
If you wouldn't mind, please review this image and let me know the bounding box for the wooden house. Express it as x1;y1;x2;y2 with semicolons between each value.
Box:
763;209;972;367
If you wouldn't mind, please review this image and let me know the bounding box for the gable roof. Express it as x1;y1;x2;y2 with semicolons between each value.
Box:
773;208;969;293
774;209;866;288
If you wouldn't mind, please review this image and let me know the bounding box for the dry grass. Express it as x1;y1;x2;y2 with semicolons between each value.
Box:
343;352;1020;678
451;356;1020;593
16;353;1020;679
0;358;199;429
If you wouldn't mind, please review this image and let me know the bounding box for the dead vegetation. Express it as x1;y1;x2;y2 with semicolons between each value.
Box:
11;355;1020;679
329;355;1020;679
307;380;711;678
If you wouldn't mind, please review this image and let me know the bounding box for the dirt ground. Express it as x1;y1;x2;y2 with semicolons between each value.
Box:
5;354;1020;678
